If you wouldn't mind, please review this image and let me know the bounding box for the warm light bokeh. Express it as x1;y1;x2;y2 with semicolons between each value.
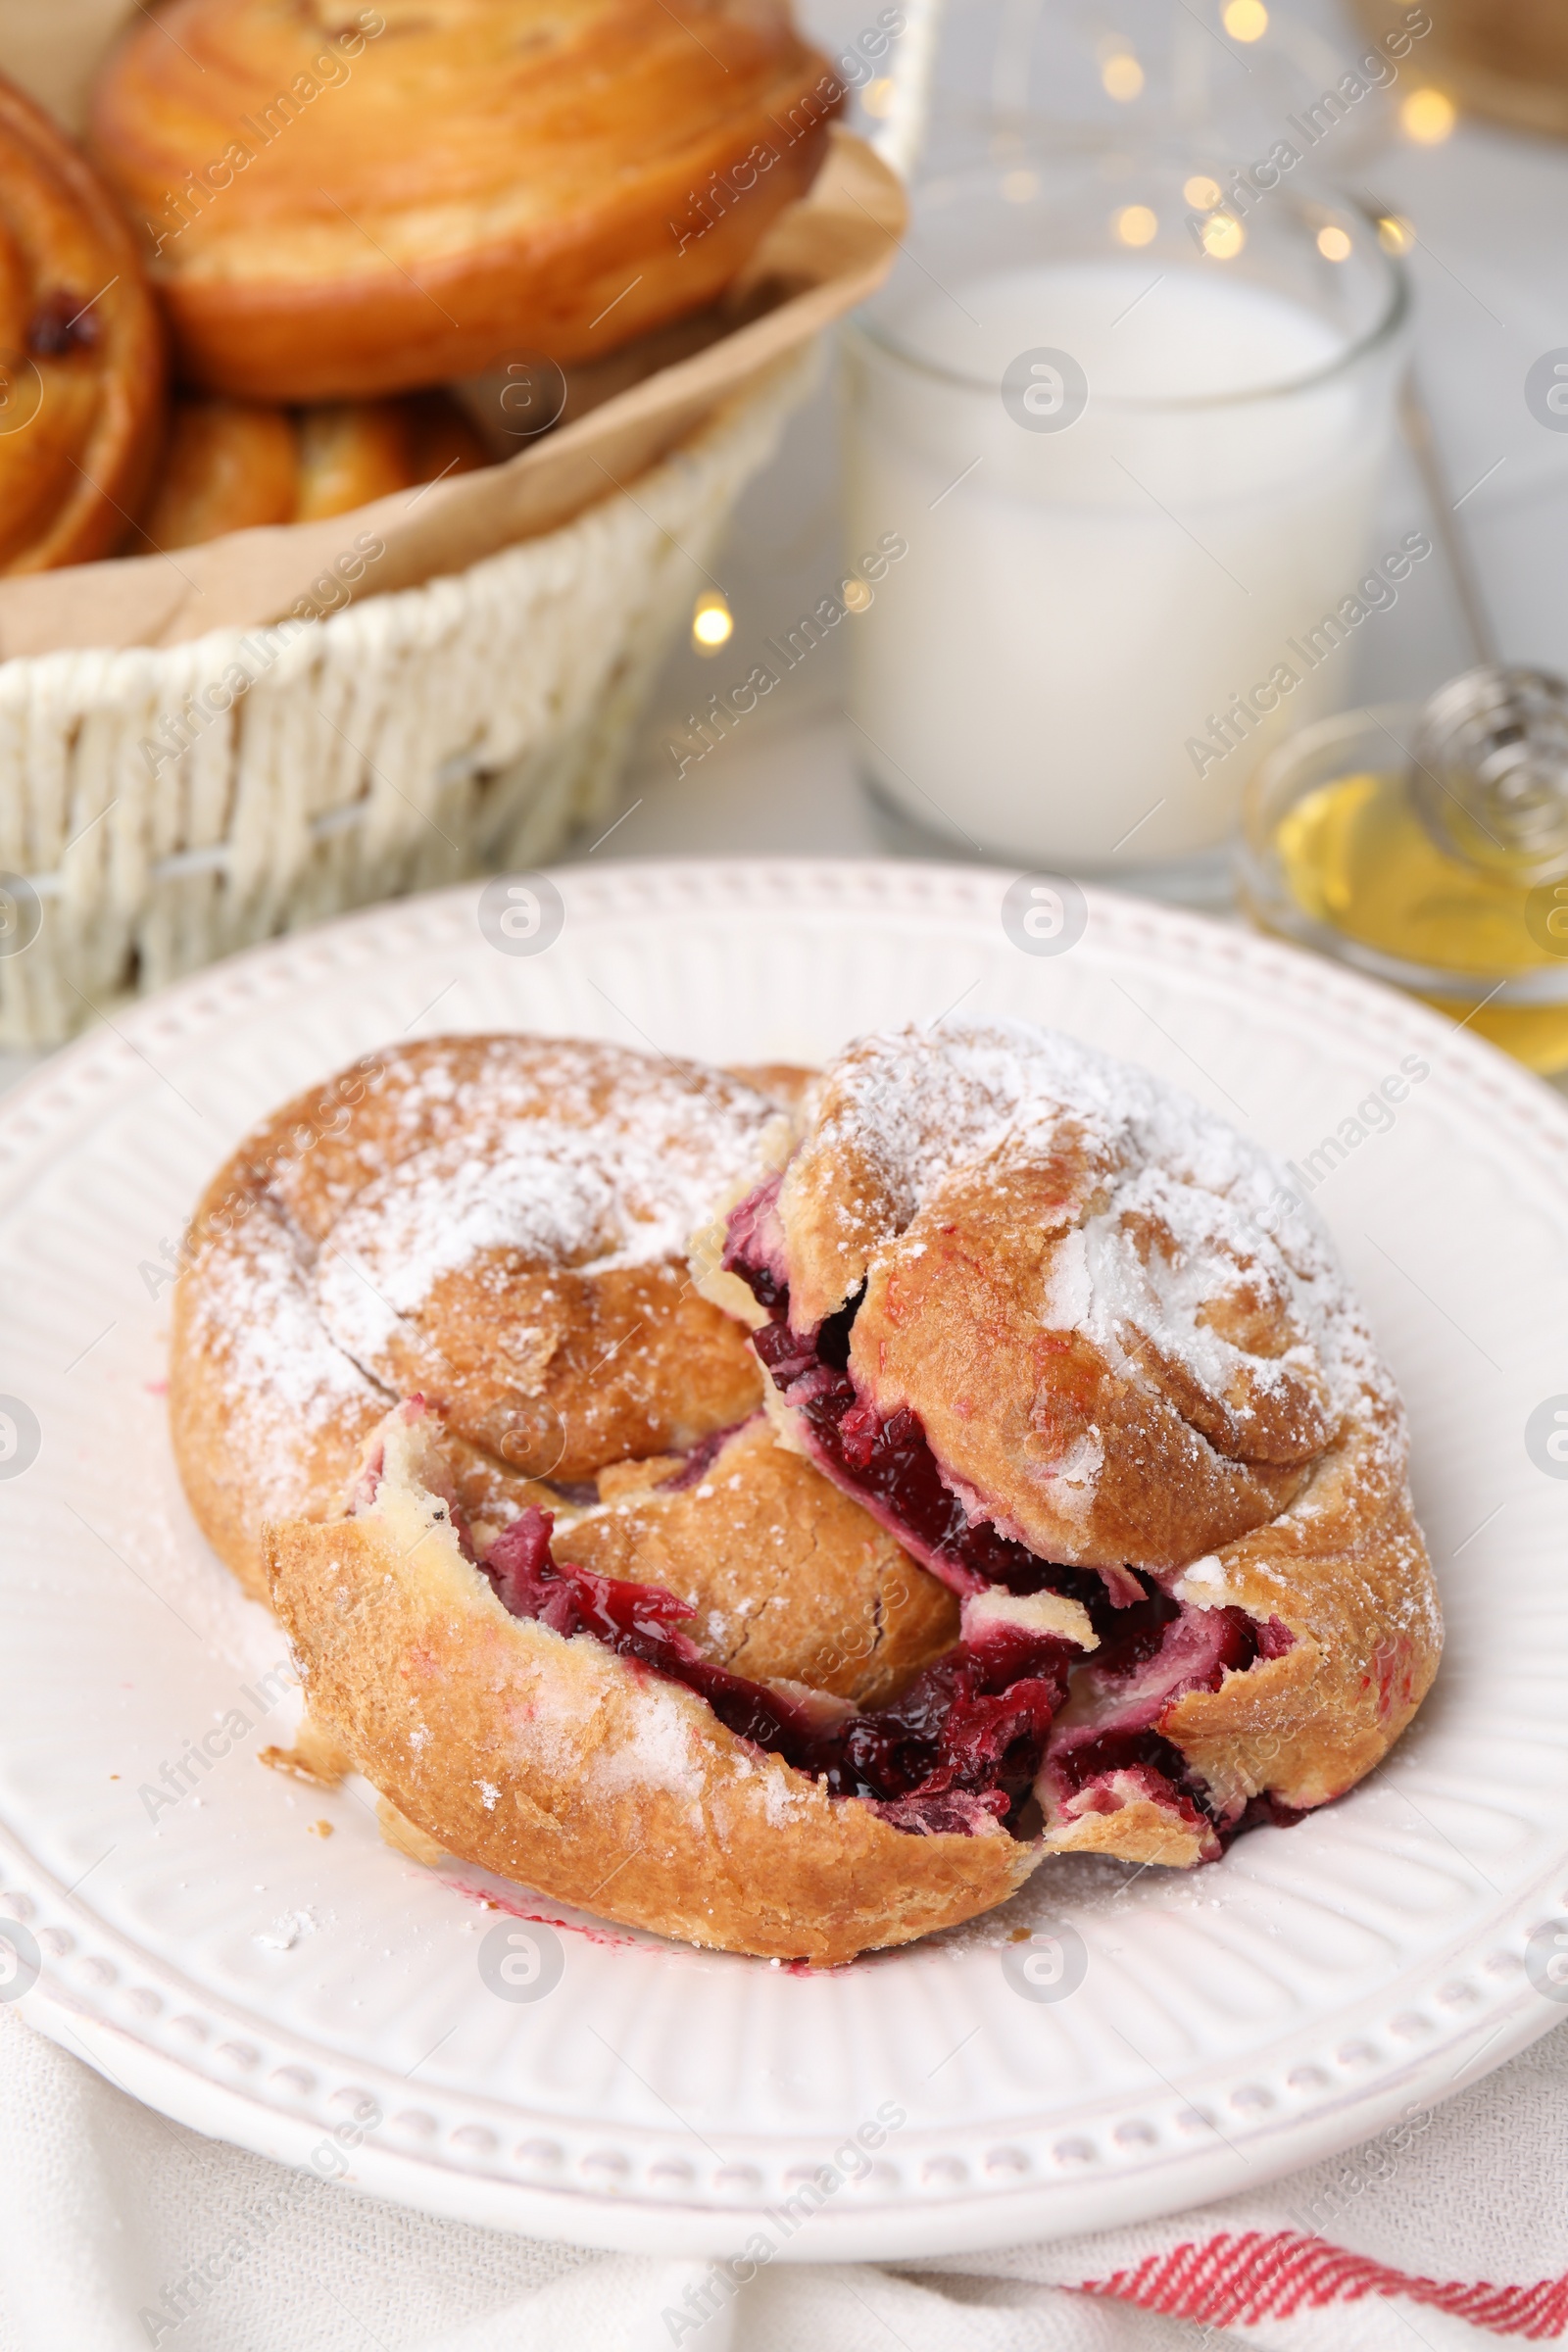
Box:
1200;213;1246;260
1101;51;1145;100
692;594;734;653
1401;87;1457;143
1222;0;1269;41
1114;204;1158;247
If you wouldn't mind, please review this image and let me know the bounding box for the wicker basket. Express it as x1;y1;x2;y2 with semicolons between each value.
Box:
0;350;815;1049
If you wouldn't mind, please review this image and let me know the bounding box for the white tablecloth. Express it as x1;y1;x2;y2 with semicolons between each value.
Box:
6;1995;1567;2349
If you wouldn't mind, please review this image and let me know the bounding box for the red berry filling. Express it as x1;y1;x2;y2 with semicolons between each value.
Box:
727;1206;1116;1618
751;1313;1116;1614
481;1505;1074;1834
1041;1588;1292;1842
723;1183;1298;1847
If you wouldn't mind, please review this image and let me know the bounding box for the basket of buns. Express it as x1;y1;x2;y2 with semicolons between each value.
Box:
0;0;905;1047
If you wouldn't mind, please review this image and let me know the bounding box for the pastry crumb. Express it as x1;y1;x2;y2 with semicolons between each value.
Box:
257;1715;351;1788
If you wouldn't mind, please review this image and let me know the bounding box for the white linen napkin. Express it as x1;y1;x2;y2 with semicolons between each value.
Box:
2;2002;1562;2351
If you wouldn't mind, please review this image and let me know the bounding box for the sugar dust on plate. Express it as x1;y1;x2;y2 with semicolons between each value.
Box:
254;1907;318;1951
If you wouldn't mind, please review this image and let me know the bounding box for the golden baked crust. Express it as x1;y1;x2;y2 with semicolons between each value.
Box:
170;1035;781;1601
1155;1378;1438;1817
176;1016;1442;1960
714;1019;1444;1860
725;1062;817;1111
1038;1370;1437;1859
764;1029;1336;1569
134;390;489;550
554;1413;960;1705
89;0;842;400
846;1138;1323;1574
266;1412;1036;1964
136;397;297;548
0;73;165;571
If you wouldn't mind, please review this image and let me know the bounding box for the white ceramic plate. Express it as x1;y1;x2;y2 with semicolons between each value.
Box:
3;859;1566;2260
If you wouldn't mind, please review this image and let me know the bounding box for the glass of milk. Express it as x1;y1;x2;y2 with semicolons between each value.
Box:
841;155;1410;892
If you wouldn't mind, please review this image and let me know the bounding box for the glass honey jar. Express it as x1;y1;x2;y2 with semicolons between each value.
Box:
1239;683;1568;1074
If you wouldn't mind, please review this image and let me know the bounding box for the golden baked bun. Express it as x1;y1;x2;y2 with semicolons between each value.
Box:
0;73;164;572
715;1019;1444;1866
89;0;843;402
295;390;489;517
135;398;295;548
178;1034;1052;1962
553;1415;960;1707
268;1402;1044;1966
175;1022;1441;1963
169;1034;787;1602
135;389;489;551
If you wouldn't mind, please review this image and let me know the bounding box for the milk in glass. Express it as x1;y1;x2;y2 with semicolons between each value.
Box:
844;258;1392;867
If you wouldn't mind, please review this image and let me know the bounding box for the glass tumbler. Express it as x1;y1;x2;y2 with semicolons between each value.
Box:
841;151;1410;892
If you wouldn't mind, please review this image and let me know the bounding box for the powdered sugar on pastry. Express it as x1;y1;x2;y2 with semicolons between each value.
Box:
761;1021;1389;1556
170;1036;779;1601
784;1018;1362;1420
317;1109;761;1370
585;1683;709;1814
174;1193;386;1542
712;1017;1439;1866
179;1021;1441;1955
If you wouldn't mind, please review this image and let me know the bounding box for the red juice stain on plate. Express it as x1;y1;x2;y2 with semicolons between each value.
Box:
437;1874;640;1949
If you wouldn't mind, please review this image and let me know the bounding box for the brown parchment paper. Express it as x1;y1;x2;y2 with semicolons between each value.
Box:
0;0;905;659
